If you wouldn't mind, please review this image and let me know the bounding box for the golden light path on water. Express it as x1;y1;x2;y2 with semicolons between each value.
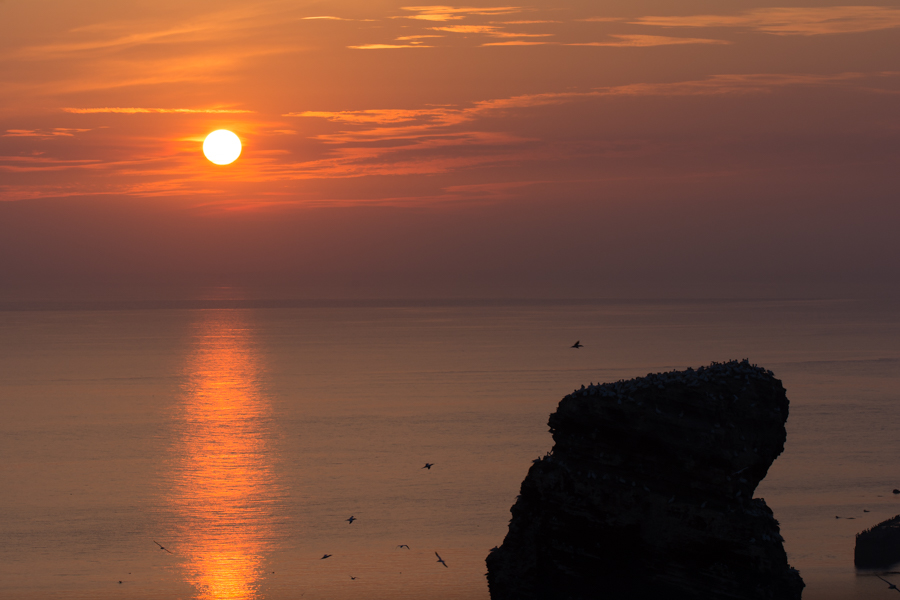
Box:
169;310;282;600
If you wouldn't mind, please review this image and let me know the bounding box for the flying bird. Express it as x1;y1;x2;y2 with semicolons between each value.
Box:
350;576;358;580
435;552;448;568
571;341;583;349
346;516;356;524
877;575;900;592
153;541;173;554
423;463;434;469
320;554;332;560
397;544;410;549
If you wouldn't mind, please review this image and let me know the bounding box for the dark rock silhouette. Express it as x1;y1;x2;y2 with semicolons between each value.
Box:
856;515;900;570
486;359;804;600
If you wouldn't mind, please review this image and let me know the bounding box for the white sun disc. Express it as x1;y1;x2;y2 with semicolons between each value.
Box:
203;130;242;165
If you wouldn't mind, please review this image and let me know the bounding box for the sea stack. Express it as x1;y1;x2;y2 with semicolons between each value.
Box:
855;515;900;569
486;359;804;600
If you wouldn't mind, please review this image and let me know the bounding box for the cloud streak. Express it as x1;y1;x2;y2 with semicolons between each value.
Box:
398;5;522;21
3;128;91;138
62;107;255;114
567;35;730;47
633;6;900;36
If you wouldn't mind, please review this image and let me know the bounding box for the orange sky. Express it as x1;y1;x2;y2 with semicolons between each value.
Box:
1;1;898;299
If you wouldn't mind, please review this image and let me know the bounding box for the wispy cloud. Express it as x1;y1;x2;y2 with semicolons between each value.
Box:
397;5;521;21
16;6;289;59
433;24;553;38
267;71;888;183
633;6;900;36
396;35;446;40
349;44;433;50
568;35;730;47
578;17;623;23
482;40;552;46
62;107;254;114
3;128;91;138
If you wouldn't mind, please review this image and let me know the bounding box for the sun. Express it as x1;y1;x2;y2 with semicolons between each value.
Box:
203;130;242;165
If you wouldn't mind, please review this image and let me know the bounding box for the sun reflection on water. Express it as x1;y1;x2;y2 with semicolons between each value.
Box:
170;310;282;600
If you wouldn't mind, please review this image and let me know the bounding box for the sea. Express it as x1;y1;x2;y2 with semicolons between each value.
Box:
0;297;897;599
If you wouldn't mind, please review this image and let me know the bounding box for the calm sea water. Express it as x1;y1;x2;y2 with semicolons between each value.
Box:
0;299;898;599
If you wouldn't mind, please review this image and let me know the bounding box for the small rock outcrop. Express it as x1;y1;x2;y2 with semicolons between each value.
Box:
486;359;803;600
856;515;900;569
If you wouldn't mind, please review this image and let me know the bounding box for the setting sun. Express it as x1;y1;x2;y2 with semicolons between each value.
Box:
203;129;242;165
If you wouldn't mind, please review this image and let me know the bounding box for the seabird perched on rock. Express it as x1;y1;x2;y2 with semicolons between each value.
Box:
435;552;448;567
571;341;583;349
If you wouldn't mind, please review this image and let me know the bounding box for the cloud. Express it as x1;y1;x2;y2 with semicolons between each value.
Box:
396;35;446;40
62;107;255;114
397;5;521;21
3;128;91;138
287;71;895;139
578;17;624;22
15;6;287;59
348;44;433;49
0;155;101;172
632;6;900;36
432;24;553;38
432;25;499;33
482;41;552;46
567;35;730;47
497;20;562;24
2;6;300;98
302;16;349;20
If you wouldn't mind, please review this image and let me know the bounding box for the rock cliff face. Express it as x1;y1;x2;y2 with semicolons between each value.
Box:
855;515;900;569
486;359;804;600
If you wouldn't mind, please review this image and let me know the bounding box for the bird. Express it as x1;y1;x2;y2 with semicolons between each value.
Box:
397;544;410;549
876;575;900;592
435;551;448;568
864;509;871;512
423;463;434;469
320;554;332;560
349;576;358;580
571;341;583;349
153;541;173;554
346;516;356;524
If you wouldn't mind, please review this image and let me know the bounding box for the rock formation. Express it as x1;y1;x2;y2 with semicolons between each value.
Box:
486;359;804;600
855;515;900;570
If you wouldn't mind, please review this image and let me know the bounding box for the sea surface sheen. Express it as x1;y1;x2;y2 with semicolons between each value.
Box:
0;299;897;599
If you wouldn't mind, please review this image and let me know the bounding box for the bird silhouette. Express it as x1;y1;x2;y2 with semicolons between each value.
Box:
571;341;583;349
350;576;358;580
321;554;332;560
877;575;900;592
435;552;448;568
397;544;410;549
423;463;434;469
153;541;174;554
346;516;356;524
